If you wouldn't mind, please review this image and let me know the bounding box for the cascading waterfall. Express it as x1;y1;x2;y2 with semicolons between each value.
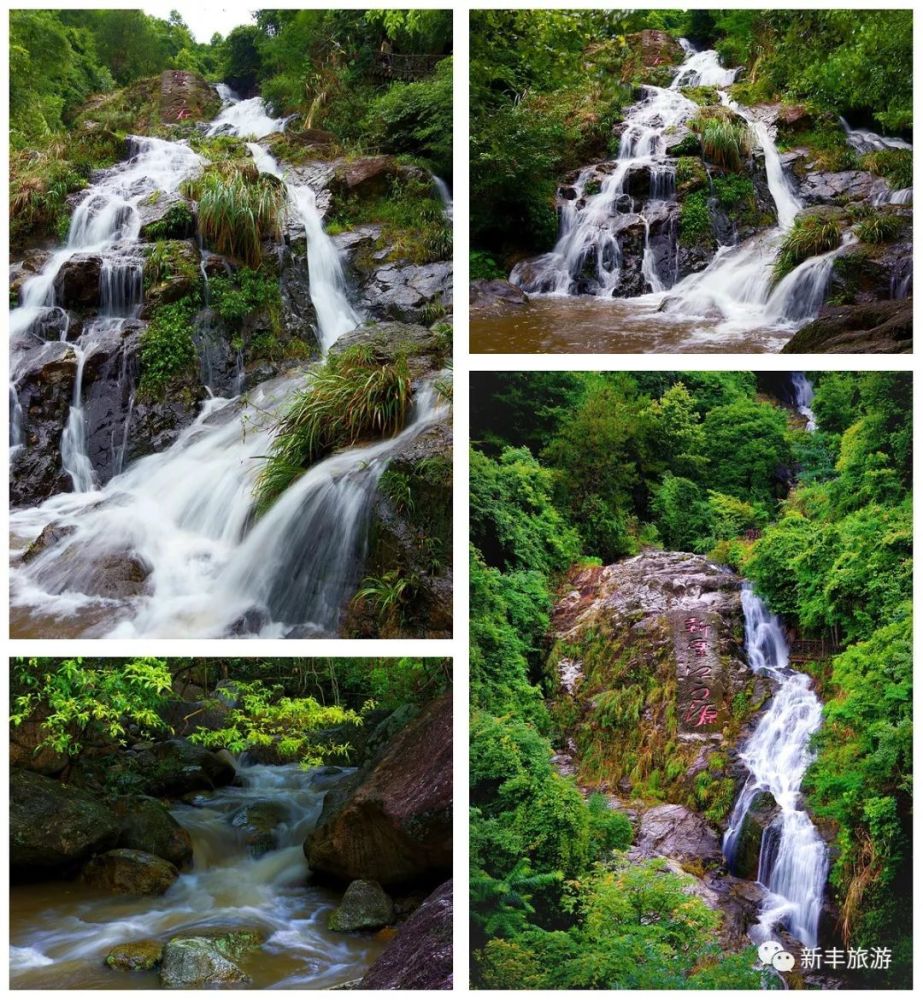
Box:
9;761;383;989
245;141;361;350
432;175;454;220
790;372;817;430
723;586;829;949
10;86;435;638
508;40;862;343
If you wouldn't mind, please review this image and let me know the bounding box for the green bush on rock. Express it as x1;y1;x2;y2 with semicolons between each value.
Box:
138;296;199;396
773;214;842;283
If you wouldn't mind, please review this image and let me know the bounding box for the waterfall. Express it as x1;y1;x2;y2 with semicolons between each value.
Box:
432;175;454;220
723;586;829;948
11;380;447;638
790;373;817;430
839;115;912;154
10;761;382;989
508;41;853;339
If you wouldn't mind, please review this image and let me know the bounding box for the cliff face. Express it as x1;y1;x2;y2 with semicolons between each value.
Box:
547;551;773;825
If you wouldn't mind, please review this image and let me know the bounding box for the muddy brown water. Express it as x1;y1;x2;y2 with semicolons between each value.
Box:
470;297;794;354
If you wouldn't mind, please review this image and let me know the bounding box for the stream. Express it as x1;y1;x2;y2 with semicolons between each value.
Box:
10;87;444;638
10;761;384;990
477;39;910;353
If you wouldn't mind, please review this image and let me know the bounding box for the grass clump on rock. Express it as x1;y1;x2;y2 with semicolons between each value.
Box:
854;213;905;244
772;213;841;283
181;161;286;267
254;345;411;514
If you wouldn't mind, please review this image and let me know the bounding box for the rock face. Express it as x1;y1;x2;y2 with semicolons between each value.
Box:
330;155;401;202
635;804;724;868
106;940;164;971
82;848;179;896
111;795;194;868
781;299;912;354
160;937;251;989
10;769;121;878
359;880;453;989
469;279;529;310
328;879;395;931
158;70;220;124
357;261;453;324
304;692;452;888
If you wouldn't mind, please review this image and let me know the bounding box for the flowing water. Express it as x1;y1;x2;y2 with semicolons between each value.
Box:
723;586;829;948
10;761;384;990
485;40;888;353
790;372;817;430
9;88;438;638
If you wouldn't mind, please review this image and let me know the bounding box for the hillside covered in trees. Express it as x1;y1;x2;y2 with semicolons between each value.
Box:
470;372;911;988
470;9;912;353
10;9;453;639
11;656;452;990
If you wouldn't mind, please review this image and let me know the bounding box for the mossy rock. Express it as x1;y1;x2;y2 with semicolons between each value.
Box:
329;879;396;932
675;156;708;197
105;940;164;971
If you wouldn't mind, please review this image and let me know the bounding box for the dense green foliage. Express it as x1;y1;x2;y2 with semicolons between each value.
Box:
254;345;411;514
12;656;450;764
470;371;912;988
138;296;199;396
470;9;912;262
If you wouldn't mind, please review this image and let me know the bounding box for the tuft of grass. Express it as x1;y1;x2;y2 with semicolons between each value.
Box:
699;118;751;172
854;213;905;244
254;345;412;513
773;214;842;283
181;161;286;267
860;149;913;191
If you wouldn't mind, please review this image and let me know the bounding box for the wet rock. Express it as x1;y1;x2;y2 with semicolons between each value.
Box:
142;739;238;796
781;298;912;354
359;880;453;989
357;260;453;324
469;279;529;309
304;692;452;888
139;239;200;311
726;791;778;879
797;169;890;205
278;245;321;357
635;803;724;869
10;341;77;506
329;879;395;931
160;937;250;988
10;769;121;878
106;940;164;971
82;848;179;896
138;194;196;241
20;522;76;564
53;254;103;309
112;796;194;868
230;800;291;857
9;713;71;776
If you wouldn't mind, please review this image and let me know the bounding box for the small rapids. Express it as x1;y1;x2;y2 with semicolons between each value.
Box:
9;761;384;990
723;586;829;949
501;39;907;351
9;86;436;638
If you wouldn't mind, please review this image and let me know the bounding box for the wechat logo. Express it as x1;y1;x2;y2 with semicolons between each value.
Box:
758;940;796;972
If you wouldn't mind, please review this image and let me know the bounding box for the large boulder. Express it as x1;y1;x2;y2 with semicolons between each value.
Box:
112;796;194;868
628;29;684;68
726;791;778;879
159;937;250;989
10;769;121;879
304;692;452;888
53;254;103;309
359;880;453;989
138;196;195;241
159;70;221;124
82;848;179;896
329;879;395;931
9;713;70;776
797;169;891;206
469;279;529;310
781;298;912;354
357;261;453;325
635;804;724;869
329;320;449;381
140;739;237;796
329;156;400;204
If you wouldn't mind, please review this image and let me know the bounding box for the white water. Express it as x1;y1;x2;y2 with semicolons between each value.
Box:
207;86;287;139
723;586;829;948
839;115;912;154
245;142;361;350
510;41;851;345
10;761;381;989
10;88;434;639
790;372;817;430
11;381;446;638
432;175;454;220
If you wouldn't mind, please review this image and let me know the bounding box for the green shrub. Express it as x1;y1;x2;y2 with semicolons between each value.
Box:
209;267;280;325
860;149;913;190
139;296;199;396
712;173;755;209
181;161;286;267
854;213;904;244
700;118;751;171
773;214;842;283
470;251;505;281
143;202;194;240
254;346;411;513
678;190;712;246
680;85;720;106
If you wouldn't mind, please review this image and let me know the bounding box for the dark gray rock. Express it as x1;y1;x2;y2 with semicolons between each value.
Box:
328;879;395;931
781;298;912;354
357;261;452;324
469;279;529;310
635;803;724;868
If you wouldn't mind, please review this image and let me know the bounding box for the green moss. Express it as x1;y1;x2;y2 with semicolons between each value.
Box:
143;202;195;240
678;190;713;247
328;173;451;266
143;239;199;289
681;85;720;107
675;156;707;196
669;133;701;157
138;296;199;397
